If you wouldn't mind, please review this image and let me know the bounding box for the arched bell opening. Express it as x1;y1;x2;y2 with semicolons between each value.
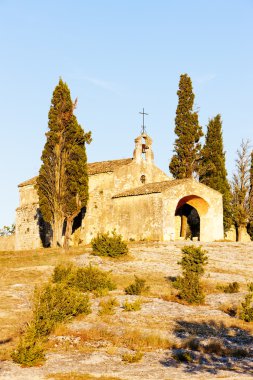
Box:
174;195;209;241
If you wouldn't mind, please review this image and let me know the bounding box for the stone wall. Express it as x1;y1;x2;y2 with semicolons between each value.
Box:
0;235;15;251
79;156;169;244
111;193;163;241
15;203;43;250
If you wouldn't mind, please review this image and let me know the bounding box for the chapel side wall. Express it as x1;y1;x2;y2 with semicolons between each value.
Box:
111;194;163;241
15;184;42;250
80;172;115;243
15;204;42;250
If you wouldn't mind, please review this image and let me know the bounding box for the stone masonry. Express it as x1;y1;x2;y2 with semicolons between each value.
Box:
15;134;224;250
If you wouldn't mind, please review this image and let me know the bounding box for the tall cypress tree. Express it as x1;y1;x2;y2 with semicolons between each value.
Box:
199;114;232;232
37;79;91;248
169;74;203;178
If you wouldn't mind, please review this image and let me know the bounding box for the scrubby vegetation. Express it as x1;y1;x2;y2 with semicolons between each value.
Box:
223;281;240;293
122;351;143;363
91;230;128;258
12;283;90;366
52;263;116;293
125;275;149;295
122;298;142;311
99;297;119;316
175;245;208;304
240;286;253;322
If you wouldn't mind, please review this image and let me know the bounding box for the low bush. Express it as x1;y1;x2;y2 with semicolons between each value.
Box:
91;230;128;258
99;297;119;316
176;245;208;304
122;298;142;311
12;283;91;366
11;325;45;366
240;291;253;322
52;263;74;284
33;283;91;337
122;351;143;363
224;281;240;293
53;264;116;293
125;276;149;295
217;281;240;293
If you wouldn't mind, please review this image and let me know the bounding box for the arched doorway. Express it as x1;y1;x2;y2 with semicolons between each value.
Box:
175;195;209;241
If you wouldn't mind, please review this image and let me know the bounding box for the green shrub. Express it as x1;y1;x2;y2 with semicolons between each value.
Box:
33;283;91;337
176;245;208;304
12;283;91;366
223;281;240;293
122;351;143;363
125;276;149;295
240;291;253;322
53;264;116;293
122;298;142;311
91;230;128;258
52;263;75;284
11;325;45;366
99;297;119;315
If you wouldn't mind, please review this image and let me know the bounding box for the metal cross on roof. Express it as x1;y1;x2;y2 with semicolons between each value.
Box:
139;108;148;134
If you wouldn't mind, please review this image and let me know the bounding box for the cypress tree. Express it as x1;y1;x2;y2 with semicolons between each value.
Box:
199;114;232;232
37;79;91;248
169;74;203;178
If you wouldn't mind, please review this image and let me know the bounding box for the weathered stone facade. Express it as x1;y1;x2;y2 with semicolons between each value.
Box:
15;134;224;250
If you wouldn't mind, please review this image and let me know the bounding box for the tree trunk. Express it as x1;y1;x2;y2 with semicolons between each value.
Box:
181;215;187;238
237;225;244;242
64;218;73;250
52;215;64;248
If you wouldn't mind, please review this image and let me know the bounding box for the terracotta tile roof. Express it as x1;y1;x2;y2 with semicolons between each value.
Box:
18;158;133;187
112;178;220;198
87;158;133;175
18;176;38;188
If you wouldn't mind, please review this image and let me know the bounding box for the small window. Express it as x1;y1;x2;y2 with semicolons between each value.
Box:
140;175;146;184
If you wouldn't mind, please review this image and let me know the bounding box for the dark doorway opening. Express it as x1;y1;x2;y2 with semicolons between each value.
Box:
175;203;200;240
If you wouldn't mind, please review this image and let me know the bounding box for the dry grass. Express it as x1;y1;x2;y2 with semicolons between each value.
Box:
219;302;238;317
47;373;123;380
122;351;143;363
51;325;172;352
113;272;171;298
0;247;90;358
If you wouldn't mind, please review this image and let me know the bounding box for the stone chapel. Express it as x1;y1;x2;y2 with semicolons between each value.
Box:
15;133;224;250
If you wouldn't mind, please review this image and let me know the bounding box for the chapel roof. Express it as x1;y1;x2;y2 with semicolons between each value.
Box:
112;178;220;198
18;158;133;187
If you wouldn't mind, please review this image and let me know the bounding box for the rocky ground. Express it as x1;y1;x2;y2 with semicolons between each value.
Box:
1;242;253;379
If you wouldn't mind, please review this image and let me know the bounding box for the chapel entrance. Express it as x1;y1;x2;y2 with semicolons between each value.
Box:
174;195;209;241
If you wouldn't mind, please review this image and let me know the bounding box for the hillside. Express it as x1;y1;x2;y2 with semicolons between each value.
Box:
1;242;253;379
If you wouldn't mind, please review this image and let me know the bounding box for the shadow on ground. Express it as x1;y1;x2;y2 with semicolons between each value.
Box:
160;320;253;375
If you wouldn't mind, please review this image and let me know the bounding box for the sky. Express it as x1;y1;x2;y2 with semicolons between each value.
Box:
0;0;253;228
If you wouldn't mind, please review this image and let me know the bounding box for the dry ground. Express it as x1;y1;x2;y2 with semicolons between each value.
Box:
1;241;253;379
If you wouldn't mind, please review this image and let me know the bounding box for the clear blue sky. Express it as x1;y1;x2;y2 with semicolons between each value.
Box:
0;0;253;227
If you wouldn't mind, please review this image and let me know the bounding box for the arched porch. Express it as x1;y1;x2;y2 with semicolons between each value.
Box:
174;195;209;241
